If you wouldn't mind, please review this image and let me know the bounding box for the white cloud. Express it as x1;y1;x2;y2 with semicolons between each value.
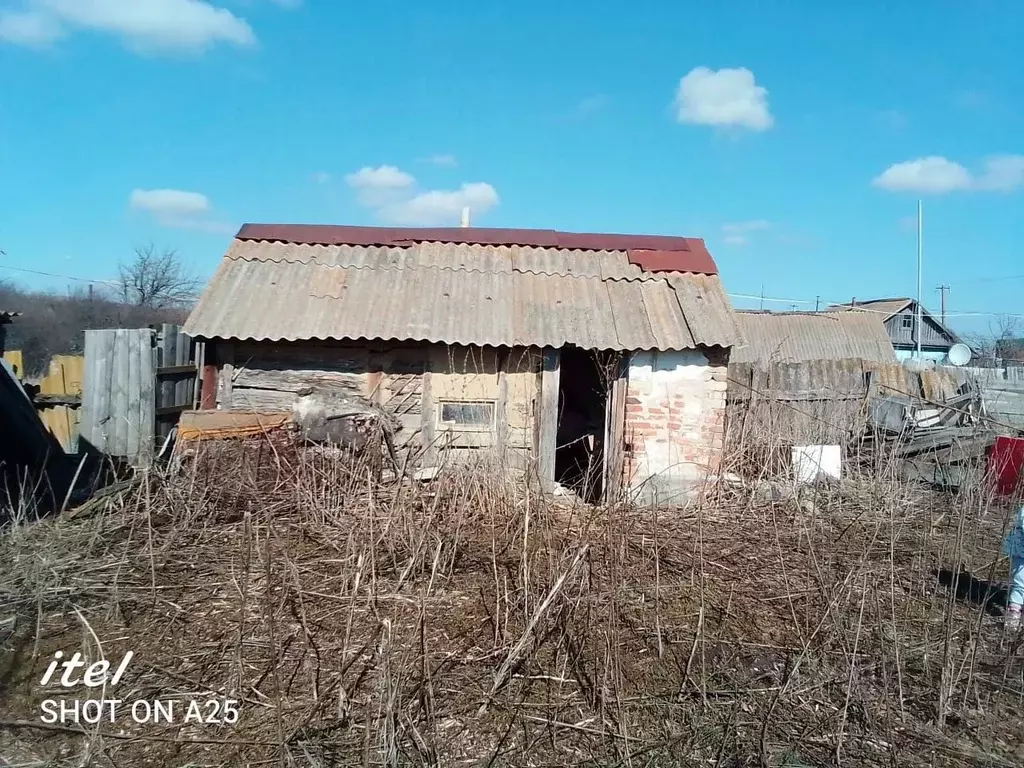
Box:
576;93;611;116
0;0;256;53
674;67;773;131
129;187;232;232
344;165;416;206
130;188;210;217
382;183;499;226
720;219;770;246
345;165;499;226
872;155;1024;194
419;154;458;168
0;7;60;44
975;155;1024;192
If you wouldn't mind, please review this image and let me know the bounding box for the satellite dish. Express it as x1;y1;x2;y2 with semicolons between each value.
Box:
948;343;972;367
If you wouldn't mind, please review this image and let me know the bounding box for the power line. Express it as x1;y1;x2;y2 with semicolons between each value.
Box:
0;263;118;286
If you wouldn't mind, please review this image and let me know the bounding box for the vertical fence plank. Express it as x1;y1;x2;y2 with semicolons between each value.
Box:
82;330;113;454
139;333;156;464
158;325;176;441
175;328;190;409
126;331;142;460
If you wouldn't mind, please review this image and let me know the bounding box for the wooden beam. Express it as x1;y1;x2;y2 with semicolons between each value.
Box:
200;342;217;410
603;354;628;501
420;367;436;466
219;343;234;408
156;403;190;417
495;353;509;462
537;347;560;485
155;364;197;376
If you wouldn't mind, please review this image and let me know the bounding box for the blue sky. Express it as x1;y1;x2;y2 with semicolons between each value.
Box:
0;0;1021;335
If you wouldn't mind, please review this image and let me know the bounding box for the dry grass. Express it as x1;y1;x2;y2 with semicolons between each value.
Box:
1;432;1024;767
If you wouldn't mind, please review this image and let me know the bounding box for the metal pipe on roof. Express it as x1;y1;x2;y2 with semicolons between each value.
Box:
460;207;471;228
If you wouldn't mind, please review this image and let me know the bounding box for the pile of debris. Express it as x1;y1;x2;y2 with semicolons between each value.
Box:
862;374;995;488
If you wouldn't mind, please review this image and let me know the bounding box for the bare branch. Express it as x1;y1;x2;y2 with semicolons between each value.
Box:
116;245;201;310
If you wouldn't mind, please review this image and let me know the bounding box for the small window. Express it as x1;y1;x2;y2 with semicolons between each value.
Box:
438;401;495;429
901;314;914;329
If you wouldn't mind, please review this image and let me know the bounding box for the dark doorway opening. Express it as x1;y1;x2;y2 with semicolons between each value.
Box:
555;347;615;503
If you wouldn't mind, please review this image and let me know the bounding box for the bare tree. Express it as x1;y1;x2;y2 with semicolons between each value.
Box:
116;245;201;309
964;314;1022;365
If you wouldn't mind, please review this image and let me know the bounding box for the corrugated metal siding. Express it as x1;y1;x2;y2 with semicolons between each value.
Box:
186;240;740;350
730;311;897;365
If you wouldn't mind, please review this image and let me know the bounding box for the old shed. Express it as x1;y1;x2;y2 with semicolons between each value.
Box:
183;224;742;503
727;310;899;450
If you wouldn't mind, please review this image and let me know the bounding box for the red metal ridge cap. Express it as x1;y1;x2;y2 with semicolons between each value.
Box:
235;224;719;274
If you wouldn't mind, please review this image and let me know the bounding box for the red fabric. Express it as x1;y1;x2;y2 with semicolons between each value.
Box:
989;436;1024;496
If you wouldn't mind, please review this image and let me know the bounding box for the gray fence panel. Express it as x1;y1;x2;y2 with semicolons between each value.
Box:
81;328;156;463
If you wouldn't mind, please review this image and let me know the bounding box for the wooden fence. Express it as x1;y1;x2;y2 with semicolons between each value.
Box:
34;355;84;452
79;324;197;465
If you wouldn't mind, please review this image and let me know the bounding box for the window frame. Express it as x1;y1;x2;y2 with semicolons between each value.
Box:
436;400;497;432
901;313;914;330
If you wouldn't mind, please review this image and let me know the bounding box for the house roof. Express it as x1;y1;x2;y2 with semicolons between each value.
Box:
0;311;22;324
184;224;741;351
823;297;913;318
824;297;961;344
730;310;897;365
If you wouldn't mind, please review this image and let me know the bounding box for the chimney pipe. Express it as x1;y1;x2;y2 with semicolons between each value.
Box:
460;207;471;228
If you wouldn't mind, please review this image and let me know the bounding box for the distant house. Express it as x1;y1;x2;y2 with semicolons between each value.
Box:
184;223;742;503
731;310;897;365
825;298;960;363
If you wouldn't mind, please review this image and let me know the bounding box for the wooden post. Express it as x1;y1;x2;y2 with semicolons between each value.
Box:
219;342;234;408
420;365;436;466
602;354;629;501
200;341;217;410
537;347;560;486
495;350;509;462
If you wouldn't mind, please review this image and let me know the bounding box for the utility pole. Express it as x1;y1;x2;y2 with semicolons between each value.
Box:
916;200;923;359
760;284;765;311
815;295;821;312
936;283;950;325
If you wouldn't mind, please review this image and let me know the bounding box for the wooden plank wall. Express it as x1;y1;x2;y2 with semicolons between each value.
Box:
2;350;24;378
217;341;544;470
80;328;157;464
155;324;197;444
35;355;85;452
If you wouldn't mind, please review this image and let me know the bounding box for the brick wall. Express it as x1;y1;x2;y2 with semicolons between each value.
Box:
624;348;728;504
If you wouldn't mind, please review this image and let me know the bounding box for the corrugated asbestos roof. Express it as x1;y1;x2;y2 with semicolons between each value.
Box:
235;224;718;274
730;310;897;365
185;230;740;351
824;298;912;318
0;311;22;323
